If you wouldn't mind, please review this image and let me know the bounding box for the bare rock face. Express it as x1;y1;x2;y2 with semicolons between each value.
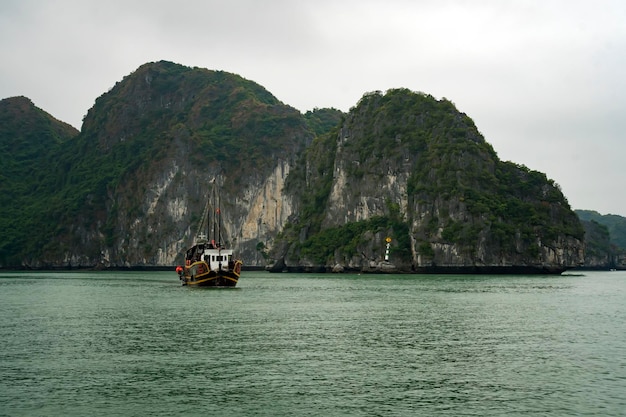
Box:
268;89;584;274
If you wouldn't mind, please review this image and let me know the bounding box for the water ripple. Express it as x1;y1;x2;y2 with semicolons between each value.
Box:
1;270;625;416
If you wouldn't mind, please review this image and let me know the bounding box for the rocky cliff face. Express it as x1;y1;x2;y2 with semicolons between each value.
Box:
578;220;612;268
1;64;585;273
11;61;313;269
59;156;296;269
575;210;626;269
270;89;584;273
576;218;626;269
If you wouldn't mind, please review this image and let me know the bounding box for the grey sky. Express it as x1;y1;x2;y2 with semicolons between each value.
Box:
1;0;624;216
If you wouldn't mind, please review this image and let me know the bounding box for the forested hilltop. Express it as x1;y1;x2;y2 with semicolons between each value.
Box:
0;96;79;266
0;60;594;272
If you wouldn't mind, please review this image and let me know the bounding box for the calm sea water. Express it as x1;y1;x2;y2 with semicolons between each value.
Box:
1;270;625;416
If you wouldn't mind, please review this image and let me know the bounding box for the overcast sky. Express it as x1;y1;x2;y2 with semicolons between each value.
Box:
1;0;624;216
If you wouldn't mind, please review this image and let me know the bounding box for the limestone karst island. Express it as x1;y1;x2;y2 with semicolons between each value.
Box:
1;61;625;272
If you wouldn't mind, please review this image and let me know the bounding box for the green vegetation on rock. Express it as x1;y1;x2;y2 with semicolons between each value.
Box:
0;61;315;267
0;96;79;265
0;65;588;271
576;210;626;250
275;88;583;270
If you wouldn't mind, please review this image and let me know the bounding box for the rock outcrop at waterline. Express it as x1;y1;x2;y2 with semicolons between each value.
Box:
1;62;584;273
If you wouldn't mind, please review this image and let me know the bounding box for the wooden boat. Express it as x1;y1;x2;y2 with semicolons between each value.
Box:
176;184;242;287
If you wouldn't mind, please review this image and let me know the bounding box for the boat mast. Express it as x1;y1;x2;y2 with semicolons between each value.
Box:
212;184;218;247
194;195;209;244
206;192;211;244
215;182;222;270
217;187;221;248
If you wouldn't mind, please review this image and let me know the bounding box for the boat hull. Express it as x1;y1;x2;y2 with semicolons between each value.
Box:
178;260;242;287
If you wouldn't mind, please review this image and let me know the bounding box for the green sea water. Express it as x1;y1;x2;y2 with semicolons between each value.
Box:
1;270;625;416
